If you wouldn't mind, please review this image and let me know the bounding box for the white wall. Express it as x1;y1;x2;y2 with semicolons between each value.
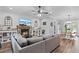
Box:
0;12;21;29
0;11;60;36
41;18;55;35
75;20;79;35
29;18;56;36
57;20;65;33
53;20;60;34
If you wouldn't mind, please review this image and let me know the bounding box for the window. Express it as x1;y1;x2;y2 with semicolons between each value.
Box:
50;22;53;27
34;21;38;27
43;22;46;25
4;16;12;26
35;21;37;23
54;25;56;34
42;29;45;34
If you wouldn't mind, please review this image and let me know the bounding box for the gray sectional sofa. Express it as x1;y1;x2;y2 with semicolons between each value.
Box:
11;34;60;53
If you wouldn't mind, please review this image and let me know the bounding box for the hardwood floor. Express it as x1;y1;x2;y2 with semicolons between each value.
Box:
54;36;79;53
0;41;12;53
1;34;79;53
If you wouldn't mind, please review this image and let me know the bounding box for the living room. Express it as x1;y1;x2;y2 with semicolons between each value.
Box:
0;6;79;53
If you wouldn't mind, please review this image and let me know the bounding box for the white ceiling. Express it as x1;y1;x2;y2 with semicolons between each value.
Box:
0;6;79;20
0;6;33;15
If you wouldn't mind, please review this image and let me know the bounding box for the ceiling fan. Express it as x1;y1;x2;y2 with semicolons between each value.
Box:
32;6;52;15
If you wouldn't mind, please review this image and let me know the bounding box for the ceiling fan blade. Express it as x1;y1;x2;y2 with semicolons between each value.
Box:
32;6;53;15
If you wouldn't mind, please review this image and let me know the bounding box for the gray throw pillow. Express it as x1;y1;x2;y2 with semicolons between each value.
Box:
27;37;43;45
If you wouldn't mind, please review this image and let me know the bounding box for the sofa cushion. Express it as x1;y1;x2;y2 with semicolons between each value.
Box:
27;37;43;45
13;33;28;47
42;34;53;39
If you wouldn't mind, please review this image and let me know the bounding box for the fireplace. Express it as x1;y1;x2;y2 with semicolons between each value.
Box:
21;29;29;38
17;25;31;38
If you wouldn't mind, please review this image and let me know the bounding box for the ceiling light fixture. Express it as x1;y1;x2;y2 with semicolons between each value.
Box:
32;6;49;16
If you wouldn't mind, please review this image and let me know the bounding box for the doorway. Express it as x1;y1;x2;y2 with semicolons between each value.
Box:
64;21;78;39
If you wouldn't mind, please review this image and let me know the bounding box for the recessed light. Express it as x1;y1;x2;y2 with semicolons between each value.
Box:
9;8;13;10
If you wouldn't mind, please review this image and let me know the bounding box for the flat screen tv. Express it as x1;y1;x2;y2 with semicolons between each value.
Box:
18;18;32;26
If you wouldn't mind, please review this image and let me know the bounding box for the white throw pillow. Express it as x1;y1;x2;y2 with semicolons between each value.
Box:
42;34;52;39
14;33;28;47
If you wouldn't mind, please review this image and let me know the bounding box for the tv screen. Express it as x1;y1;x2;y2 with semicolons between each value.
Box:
18;18;32;25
